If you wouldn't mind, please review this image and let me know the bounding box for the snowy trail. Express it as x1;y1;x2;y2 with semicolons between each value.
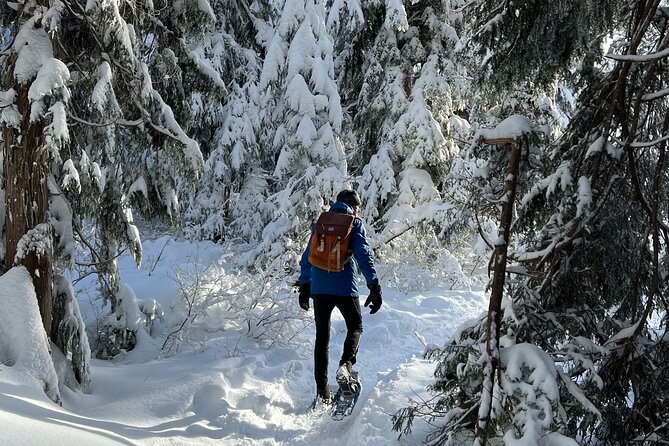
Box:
0;239;487;445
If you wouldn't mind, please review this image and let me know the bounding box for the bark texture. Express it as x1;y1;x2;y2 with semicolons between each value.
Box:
3;53;53;335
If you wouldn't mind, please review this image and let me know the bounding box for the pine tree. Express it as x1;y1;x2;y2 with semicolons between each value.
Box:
330;0;470;242
237;0;348;270
1;0;68;335
536;3;669;442
183;0;265;243
0;0;209;384
51;0;209;358
394;1;669;445
2;0;77;397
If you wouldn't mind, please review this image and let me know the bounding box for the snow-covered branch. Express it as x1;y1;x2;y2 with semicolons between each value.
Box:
14;223;53;264
606;46;669;62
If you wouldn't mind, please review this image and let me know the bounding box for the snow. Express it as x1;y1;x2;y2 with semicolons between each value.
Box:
478;114;538;141
576;176;592;218
148;89;204;176
43;0;66;32
187;50;227;90
385;0;410;32
260;37;287;87
196;0;216;21
128;176;149;199
27;52;70;115
296;114;318;147
629;132;669;149
91;61;120;114
327;0;364;29
112;283;145;332
287;20;317;81
91;161;103;191
0;88;21;127
14;223;52;264
85;0;134;59
585;135;622;159
605;320;641;346
287;74;316;115
547;161;573;197
641;86;669;101
61;159;81;193
278;0;306;37
46;101;70;150
126;224;143;264
606;46;669;62
0;237;488;445
0;267;60;404
12;16;71;122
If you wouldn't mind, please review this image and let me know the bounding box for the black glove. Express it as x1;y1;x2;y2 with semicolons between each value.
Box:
298;283;311;311
364;283;382;314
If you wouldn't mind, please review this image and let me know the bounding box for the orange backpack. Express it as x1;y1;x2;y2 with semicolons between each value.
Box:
308;212;355;272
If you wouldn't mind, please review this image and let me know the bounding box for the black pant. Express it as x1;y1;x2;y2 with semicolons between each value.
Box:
313;294;363;391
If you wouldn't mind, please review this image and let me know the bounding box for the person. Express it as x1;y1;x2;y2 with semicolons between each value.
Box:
298;189;382;403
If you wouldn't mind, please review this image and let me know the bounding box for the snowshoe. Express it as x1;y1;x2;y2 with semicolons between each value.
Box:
331;367;361;420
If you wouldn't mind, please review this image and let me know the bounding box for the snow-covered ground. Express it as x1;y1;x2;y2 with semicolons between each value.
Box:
0;237;487;445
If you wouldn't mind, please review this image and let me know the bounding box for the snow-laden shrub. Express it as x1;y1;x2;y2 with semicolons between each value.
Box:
137;298;164;335
94;283;163;358
394;330;594;445
495;344;580;446
161;255;310;357
373;225;485;293
51;275;91;391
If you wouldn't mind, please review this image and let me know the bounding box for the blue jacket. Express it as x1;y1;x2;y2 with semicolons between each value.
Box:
299;201;378;297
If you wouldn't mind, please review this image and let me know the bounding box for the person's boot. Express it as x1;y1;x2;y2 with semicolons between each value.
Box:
336;361;360;398
316;385;331;404
336;361;352;383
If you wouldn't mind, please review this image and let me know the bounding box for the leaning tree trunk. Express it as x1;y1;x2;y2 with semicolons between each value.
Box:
3;53;53;335
475;137;523;446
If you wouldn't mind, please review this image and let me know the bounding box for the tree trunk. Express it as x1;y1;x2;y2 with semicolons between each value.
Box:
475;138;522;445
3;54;53;335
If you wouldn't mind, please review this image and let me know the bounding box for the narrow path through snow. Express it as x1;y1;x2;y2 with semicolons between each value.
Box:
1;239;488;445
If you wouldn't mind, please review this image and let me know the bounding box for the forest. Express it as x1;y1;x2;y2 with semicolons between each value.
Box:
1;0;668;445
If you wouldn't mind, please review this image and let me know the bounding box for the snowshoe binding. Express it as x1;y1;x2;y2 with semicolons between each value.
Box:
331;364;361;420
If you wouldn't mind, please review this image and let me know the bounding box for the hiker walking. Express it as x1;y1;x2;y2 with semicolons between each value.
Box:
298;189;382;403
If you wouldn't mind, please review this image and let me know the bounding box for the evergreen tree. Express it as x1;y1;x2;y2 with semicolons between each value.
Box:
183;0;265;242
394;1;669;445
238;0;348;270
1;1;69;396
538;3;669;442
330;0;470;242
0;0;208;384
51;0;209;358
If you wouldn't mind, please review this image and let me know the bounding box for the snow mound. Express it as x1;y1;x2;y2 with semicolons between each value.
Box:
0;266;60;403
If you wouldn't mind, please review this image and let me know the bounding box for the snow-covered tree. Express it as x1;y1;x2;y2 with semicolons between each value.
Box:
525;3;669;442
50;0;209;358
51;275;90;391
184;0;265;243
1;0;208;374
329;0;470;243
465;0;620;93
236;0;348;270
395;1;669;445
1;5;65;337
